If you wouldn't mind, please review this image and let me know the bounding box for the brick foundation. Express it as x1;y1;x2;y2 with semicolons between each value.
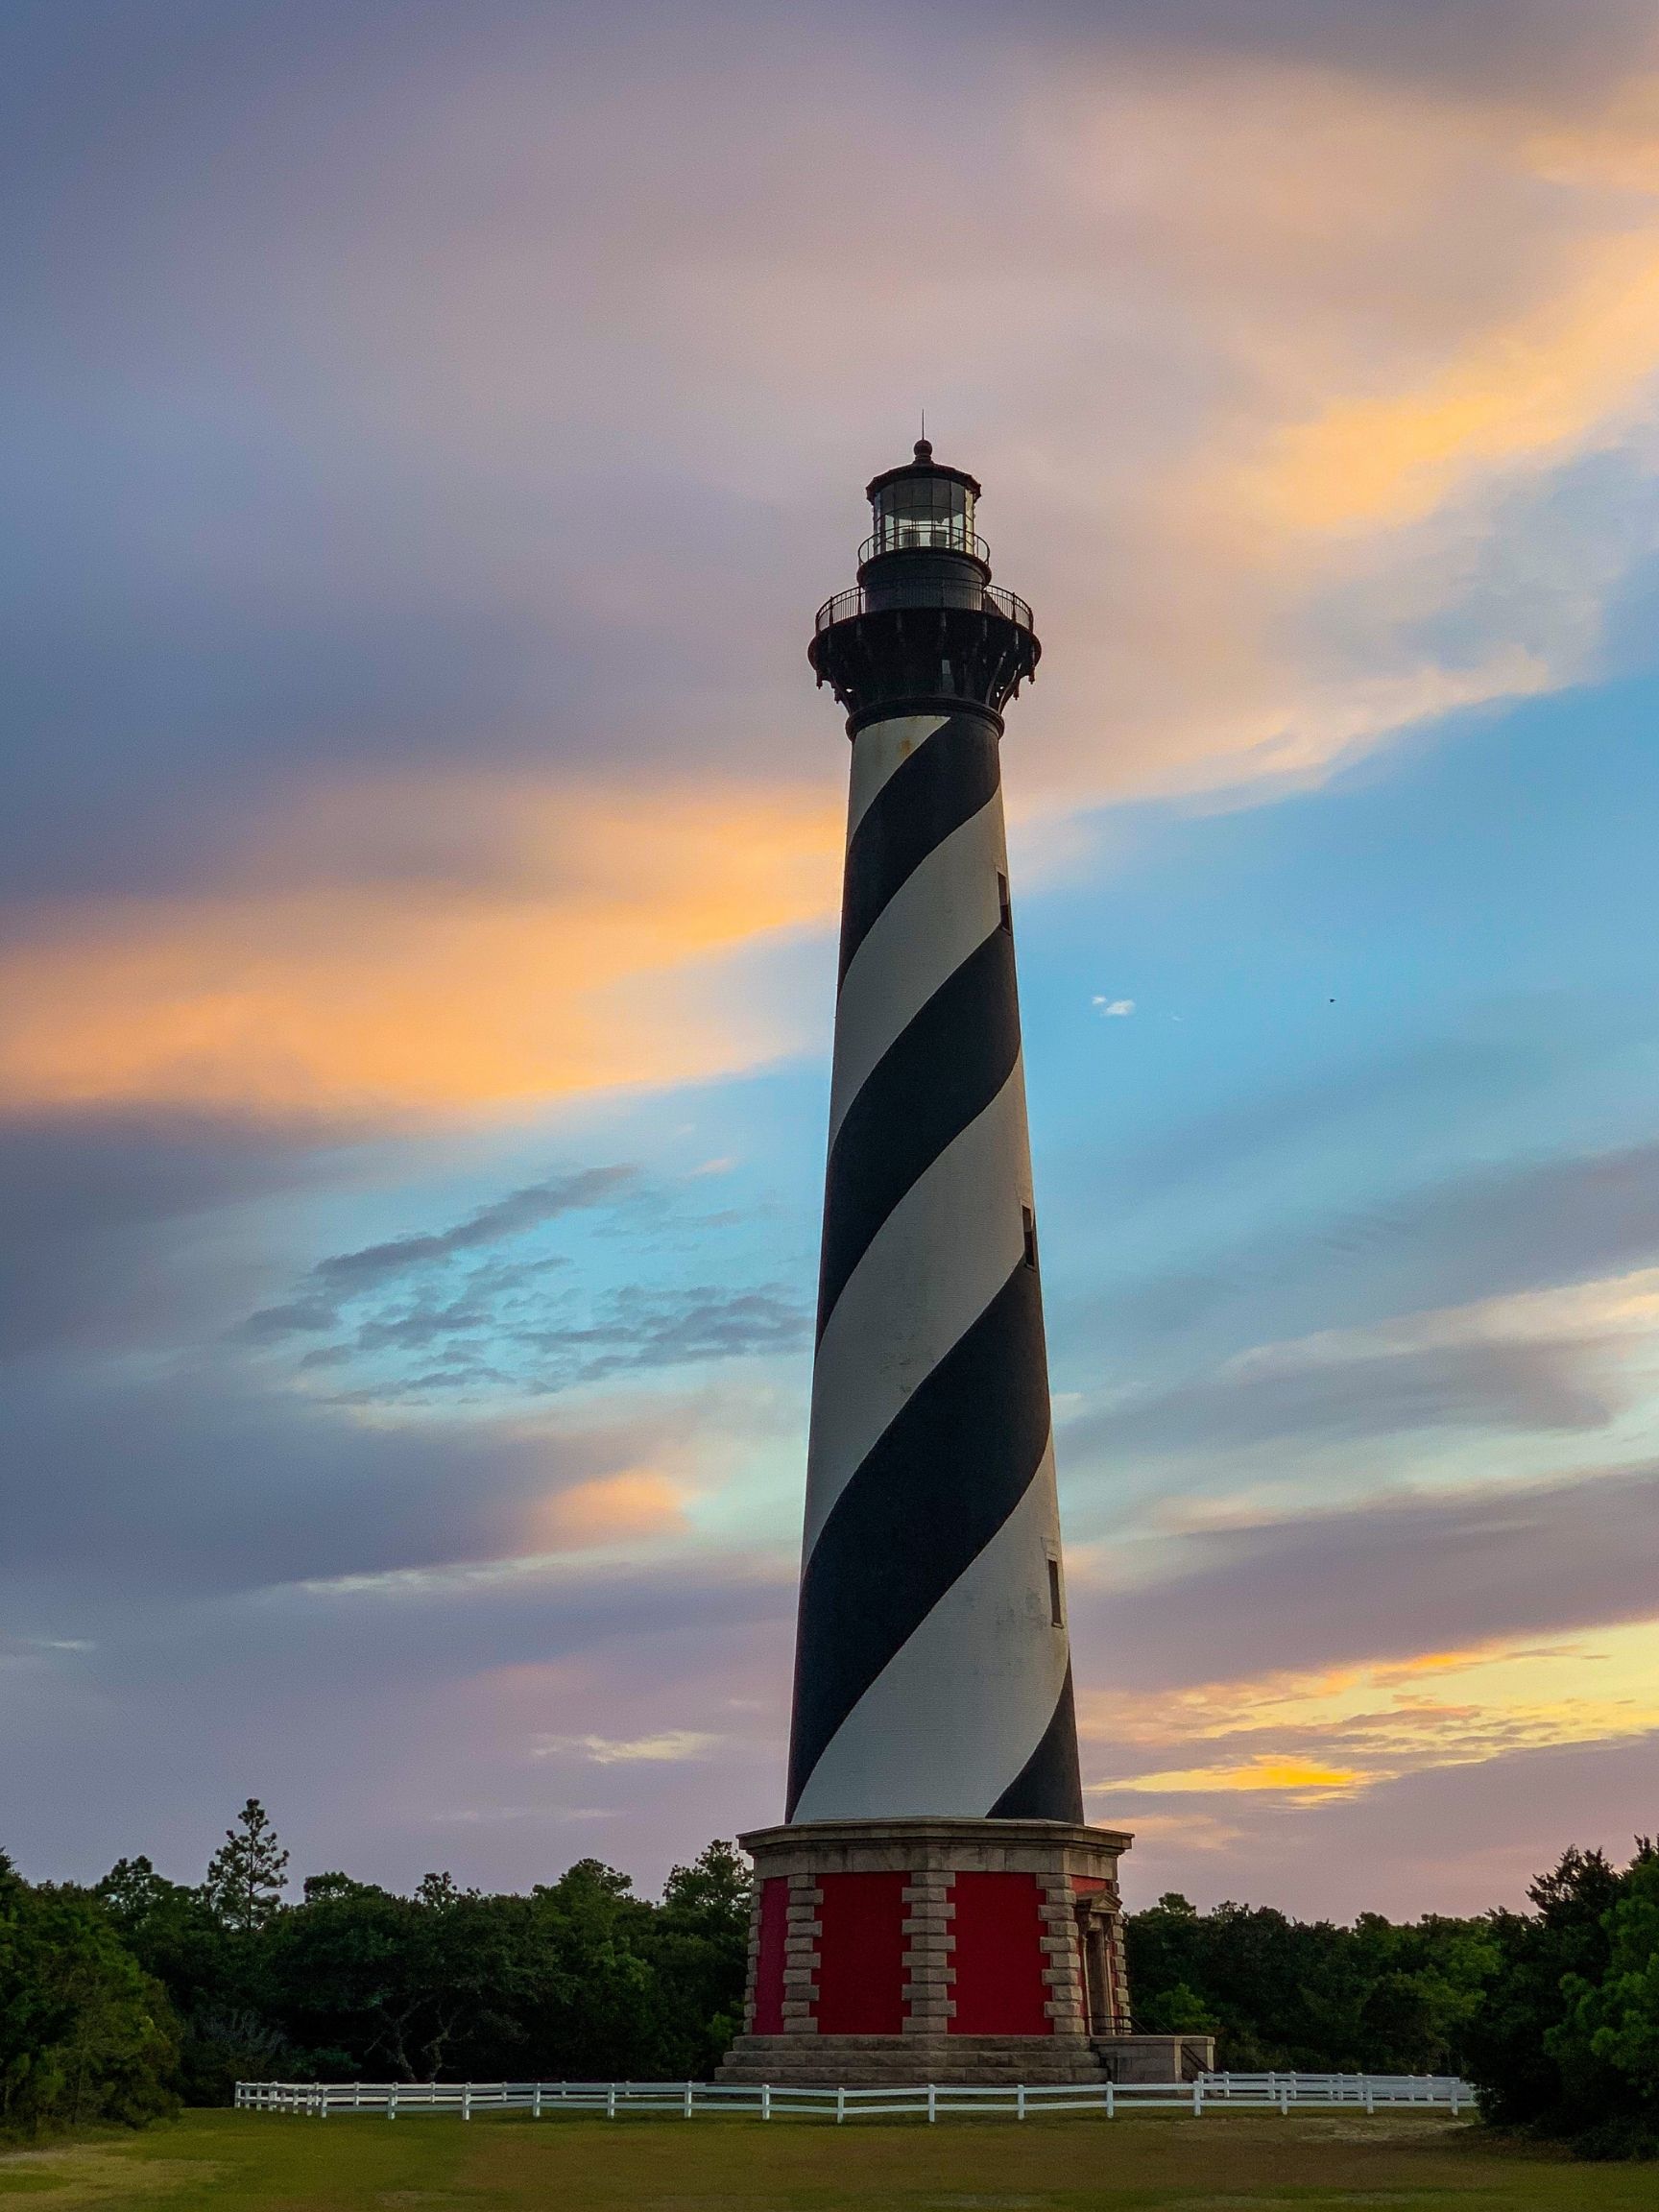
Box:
718;1817;1210;2086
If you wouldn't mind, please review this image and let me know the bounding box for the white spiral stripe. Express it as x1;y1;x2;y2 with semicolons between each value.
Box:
789;1443;1067;1822
803;1063;1033;1559
828;793;1007;1146
845;713;948;839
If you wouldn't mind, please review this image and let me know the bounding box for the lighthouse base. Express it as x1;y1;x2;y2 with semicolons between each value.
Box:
718;1817;1210;2088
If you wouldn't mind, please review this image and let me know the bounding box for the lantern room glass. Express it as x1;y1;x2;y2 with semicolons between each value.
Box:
868;472;976;556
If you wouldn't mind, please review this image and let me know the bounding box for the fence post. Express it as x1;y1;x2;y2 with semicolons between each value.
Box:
761;2083;772;2123
463;2085;471;2122
1364;2080;1375;2116
927;2084;937;2125
685;2081;694;2119
533;2084;541;2120
1017;2084;1026;2122
1451;2080;1461;2116
835;2085;845;2125
1105;2081;1115;2119
388;2087;398;2122
1192;2078;1202;2117
607;2084;617;2121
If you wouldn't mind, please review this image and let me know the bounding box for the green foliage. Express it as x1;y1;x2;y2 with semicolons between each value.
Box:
1130;1842;1657;2160
1543;1843;1659;2160
1124;1890;1496;2076
1462;1842;1647;2155
0;1851;179;2135
71;1825;754;2103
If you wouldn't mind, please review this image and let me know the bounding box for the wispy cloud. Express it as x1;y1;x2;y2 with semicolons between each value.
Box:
534;1730;725;1766
247;1167;637;1337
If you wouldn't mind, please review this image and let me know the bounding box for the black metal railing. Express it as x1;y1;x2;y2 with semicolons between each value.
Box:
815;581;1035;637
859;522;990;565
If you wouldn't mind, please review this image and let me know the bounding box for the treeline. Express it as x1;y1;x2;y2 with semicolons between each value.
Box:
1129;1840;1659;2158
2;1802;749;2133
4;1806;1655;2156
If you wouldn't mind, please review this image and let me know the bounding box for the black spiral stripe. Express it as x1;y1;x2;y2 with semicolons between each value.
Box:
837;714;1001;981
990;1666;1082;1821
787;1257;1052;1815
815;926;1020;1339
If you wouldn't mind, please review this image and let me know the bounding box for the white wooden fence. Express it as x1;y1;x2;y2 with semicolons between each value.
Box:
236;2072;1468;2122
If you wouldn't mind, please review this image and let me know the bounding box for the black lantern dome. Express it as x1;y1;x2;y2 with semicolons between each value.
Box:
808;441;1040;733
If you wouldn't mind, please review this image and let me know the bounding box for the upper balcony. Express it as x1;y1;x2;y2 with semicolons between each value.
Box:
814;580;1036;638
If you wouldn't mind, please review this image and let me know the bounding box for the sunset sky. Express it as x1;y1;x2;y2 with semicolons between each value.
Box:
5;0;1659;1919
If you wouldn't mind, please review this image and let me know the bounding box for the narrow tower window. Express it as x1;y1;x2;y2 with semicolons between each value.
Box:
998;871;1012;932
1047;1557;1064;1627
1022;1204;1038;1270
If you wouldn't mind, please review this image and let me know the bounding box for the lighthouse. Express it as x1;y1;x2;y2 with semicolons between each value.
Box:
789;446;1080;1830
717;446;1206;2088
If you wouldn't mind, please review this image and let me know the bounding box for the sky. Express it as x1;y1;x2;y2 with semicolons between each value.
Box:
4;0;1659;1922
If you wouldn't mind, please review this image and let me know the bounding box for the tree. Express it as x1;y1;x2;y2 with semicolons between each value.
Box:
644;1840;753;2076
1;1852;179;2134
1548;1842;1659;2158
1464;1844;1627;2136
204;1801;289;1934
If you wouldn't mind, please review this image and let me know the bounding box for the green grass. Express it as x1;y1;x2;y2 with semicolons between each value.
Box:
0;2107;1649;2211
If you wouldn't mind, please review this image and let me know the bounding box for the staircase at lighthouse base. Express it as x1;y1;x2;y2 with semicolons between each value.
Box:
716;1817;1214;2088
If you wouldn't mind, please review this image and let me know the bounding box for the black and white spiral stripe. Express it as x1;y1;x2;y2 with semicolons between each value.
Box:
786;709;1085;1826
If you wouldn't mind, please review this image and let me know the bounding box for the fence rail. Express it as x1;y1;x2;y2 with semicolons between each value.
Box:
236;2072;1468;2123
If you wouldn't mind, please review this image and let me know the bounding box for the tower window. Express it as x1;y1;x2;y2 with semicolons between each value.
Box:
1022;1204;1037;1270
1047;1557;1063;1627
998;871;1012;933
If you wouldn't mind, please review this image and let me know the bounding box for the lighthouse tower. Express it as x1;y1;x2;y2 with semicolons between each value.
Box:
719;447;1204;2088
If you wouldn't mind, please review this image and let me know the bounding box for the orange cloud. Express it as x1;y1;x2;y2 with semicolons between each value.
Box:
536;1469;689;1550
1079;1622;1659;1805
1248;224;1659;533
1094;1755;1364;1803
0;780;842;1118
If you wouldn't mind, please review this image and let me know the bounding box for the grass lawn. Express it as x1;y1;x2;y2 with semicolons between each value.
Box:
1;2107;1650;2211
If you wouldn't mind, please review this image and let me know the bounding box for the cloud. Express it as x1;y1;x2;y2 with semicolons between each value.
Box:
245;1167;637;1340
1083;1621;1659;1836
1092;1334;1619;1458
0;1350;703;1603
1077;1139;1659;1376
0;782;842;1119
10;11;1659;926
1096;1755;1365;1805
535;1472;690;1549
1094;997;1137;1017
1243;223;1659;535
1073;1463;1659;1695
0;1108;352;1358
318;1170;636;1290
534;1730;725;1766
265;1266;809;1406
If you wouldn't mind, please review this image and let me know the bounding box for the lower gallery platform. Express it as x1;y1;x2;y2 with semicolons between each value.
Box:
717;1817;1213;2086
